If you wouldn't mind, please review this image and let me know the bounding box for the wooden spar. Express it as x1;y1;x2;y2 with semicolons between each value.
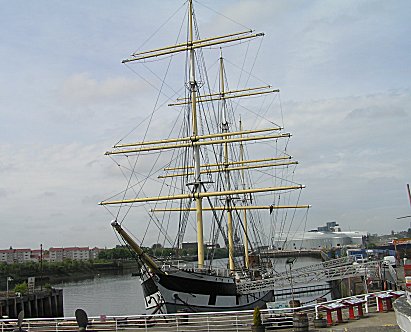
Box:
99;185;305;206
164;156;292;171
176;85;271;101
169;89;279;106
150;205;311;212
158;161;299;178
122;31;263;63
111;220;163;275
114;127;282;148
169;88;279;106
106;133;291;155
189;0;204;269
131;30;252;57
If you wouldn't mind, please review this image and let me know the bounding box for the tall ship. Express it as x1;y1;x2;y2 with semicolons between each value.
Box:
100;0;319;314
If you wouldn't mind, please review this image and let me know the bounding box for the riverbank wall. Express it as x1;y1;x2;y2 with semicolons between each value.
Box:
261;249;324;259
0;288;63;319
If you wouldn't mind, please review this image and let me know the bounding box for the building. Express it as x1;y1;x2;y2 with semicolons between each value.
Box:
181;242;197;250
49;247;90;262
0;248;31;263
316;221;341;232
0;249;13;263
272;222;367;250
0;246;103;263
30;249;50;262
181;242;220;250
48;248;64;262
90;247;102;260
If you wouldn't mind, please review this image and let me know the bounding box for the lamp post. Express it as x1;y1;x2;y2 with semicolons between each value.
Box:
286;257;296;302
6;276;13;299
40;243;43;291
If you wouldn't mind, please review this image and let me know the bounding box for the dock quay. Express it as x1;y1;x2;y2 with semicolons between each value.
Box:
261;249;323;259
0;289;63;319
0;290;401;331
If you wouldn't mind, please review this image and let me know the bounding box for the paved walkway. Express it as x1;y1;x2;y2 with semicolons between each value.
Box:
311;311;400;332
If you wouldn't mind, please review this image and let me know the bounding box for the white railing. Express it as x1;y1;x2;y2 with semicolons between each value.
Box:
0;290;400;332
1;309;258;332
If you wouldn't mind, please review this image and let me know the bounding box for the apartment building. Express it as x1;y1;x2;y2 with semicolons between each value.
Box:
0;246;102;263
0;248;31;263
49;247;90;262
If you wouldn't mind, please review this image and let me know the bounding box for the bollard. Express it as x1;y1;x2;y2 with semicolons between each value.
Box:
293;312;309;332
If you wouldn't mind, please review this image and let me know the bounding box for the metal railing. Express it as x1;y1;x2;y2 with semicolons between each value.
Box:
237;260;381;294
0;290;400;332
1;309;257;332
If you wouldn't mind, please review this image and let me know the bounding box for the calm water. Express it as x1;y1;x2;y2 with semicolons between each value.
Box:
58;256;322;317
58;274;145;317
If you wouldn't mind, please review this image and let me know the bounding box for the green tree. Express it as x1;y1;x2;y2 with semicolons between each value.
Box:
14;282;28;295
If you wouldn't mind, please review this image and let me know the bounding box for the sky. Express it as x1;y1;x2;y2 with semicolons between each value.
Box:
1;0;410;249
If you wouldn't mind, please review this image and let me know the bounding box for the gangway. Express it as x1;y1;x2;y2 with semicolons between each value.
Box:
237;258;381;294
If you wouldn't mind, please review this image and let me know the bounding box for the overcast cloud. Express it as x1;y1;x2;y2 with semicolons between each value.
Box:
1;0;410;249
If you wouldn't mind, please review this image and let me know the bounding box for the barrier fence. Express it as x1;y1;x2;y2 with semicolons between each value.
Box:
0;290;402;332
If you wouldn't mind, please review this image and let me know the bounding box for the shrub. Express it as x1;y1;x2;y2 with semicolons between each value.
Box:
14;282;28;295
253;307;262;326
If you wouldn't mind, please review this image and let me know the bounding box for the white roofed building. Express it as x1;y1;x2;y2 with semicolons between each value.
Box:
272;222;367;250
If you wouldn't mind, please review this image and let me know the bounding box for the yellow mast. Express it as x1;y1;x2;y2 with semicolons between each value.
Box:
219;50;235;272
188;0;205;269
239;119;250;269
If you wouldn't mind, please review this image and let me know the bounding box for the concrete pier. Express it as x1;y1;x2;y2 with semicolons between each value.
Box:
261;249;323;259
0;289;63;318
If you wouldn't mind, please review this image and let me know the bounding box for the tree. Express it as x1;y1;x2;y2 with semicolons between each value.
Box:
14;282;28;295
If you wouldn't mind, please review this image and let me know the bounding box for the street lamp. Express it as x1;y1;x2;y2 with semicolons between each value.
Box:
6;276;13;299
286;257;296;302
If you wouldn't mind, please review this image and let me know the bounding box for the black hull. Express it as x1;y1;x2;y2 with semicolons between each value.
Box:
141;269;275;313
163;290;274;313
158;271;237;295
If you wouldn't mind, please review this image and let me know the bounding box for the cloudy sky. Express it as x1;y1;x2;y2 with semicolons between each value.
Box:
1;0;410;250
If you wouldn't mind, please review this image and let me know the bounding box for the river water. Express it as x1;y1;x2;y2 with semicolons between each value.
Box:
58;274;146;317
58;256;322;317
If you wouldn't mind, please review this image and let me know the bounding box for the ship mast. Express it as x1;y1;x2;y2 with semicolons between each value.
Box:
188;0;205;269
239;119;250;269
102;0;311;275
219;50;235;272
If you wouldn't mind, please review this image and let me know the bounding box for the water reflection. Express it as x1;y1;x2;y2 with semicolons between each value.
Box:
59;274;145;317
